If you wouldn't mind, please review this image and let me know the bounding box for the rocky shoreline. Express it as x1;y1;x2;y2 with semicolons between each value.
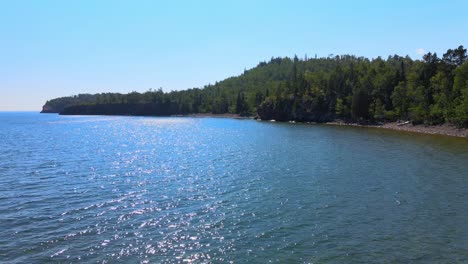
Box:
175;114;467;138
325;121;467;138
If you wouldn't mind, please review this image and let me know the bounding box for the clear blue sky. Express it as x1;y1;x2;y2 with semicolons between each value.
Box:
1;0;467;111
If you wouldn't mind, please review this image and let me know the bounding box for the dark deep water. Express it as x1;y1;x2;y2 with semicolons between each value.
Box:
1;112;468;263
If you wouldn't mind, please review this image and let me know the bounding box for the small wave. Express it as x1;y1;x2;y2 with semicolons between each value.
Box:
50;247;68;257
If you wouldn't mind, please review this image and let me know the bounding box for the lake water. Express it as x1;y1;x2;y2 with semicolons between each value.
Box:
1;112;468;263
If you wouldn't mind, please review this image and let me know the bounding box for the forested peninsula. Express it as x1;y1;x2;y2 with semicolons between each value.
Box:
42;46;468;128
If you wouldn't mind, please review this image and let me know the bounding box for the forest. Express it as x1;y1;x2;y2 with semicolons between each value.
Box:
42;46;468;127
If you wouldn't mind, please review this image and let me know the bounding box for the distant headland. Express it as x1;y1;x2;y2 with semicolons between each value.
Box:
42;46;468;135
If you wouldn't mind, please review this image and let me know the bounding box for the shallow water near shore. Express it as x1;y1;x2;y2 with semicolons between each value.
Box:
1;112;468;263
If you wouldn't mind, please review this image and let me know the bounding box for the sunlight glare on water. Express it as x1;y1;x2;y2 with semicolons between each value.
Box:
1;112;468;263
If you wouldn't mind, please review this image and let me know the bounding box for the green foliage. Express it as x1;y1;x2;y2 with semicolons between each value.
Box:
452;95;468;127
235;92;250;115
335;98;346;116
372;99;385;120
450;62;468;127
391;82;409;118
42;46;468;127
351;88;370;120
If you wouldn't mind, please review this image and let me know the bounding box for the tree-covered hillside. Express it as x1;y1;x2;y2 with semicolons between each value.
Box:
42;46;468;127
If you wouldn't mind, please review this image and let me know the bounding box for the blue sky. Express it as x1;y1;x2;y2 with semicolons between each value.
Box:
1;0;467;111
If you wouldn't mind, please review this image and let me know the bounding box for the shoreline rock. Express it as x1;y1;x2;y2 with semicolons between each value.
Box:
324;121;467;138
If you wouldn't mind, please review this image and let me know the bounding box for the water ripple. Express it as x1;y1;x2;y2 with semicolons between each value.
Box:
1;113;468;263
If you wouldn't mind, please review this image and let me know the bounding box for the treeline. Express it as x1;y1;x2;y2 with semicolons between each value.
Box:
42;46;468;127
